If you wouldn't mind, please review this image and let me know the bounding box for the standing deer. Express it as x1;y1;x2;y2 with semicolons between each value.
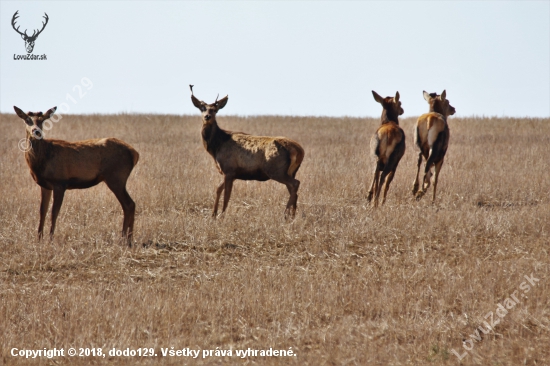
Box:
14;106;139;244
412;90;456;202
367;91;405;207
190;85;305;218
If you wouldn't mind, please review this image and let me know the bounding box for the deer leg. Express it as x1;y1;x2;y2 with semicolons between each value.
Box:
213;180;225;217
371;169;381;206
283;178;300;219
106;179;136;245
412;152;423;195
50;187;66;239
38;187;52;240
374;167;392;208
367;162;381;203
380;142;404;205
284;184;293;218
381;170;396;205
416;149;435;201
221;176;235;213
269;173;300;219
291;179;300;217
120;189;136;243
432;159;444;203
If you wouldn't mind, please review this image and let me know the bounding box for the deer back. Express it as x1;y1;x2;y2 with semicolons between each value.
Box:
372;123;405;163
26;138;138;189
215;134;294;177
414;113;449;157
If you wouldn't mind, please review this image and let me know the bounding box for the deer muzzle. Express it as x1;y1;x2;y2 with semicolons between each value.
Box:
31;127;44;139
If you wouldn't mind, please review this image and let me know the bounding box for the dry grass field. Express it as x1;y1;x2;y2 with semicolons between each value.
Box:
0;112;549;365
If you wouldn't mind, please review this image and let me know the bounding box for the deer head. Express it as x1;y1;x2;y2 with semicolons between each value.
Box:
423;90;456;117
372;90;404;123
190;85;228;124
12;11;49;54
14;106;57;140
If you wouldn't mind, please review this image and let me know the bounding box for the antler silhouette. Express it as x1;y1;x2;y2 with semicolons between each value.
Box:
11;11;49;40
11;11;26;37
30;13;49;40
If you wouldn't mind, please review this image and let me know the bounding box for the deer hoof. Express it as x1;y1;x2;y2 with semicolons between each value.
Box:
284;209;296;220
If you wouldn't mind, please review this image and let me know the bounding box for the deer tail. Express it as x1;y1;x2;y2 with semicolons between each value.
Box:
370;132;381;157
131;149;140;166
414;123;422;150
287;142;305;177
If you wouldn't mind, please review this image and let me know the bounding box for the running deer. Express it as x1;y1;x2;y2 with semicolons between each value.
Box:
13;106;139;244
412;90;456;202
367;91;405;207
189;85;305;218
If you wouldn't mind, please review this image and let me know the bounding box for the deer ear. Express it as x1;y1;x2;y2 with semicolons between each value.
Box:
372;91;384;104
191;95;206;111
440;90;447;102
44;106;57;119
394;91;400;103
14;106;33;126
423;91;432;102
216;95;229;110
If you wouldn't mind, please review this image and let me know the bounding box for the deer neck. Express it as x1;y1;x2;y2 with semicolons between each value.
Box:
201;119;230;157
24;136;49;173
429;107;448;122
381;109;399;125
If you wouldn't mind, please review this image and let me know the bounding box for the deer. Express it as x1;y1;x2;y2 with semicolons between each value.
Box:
13;106;140;244
367;91;406;207
12;11;48;53
411;90;456;202
189;85;305;218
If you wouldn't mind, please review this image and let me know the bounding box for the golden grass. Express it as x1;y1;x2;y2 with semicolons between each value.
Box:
1;113;549;365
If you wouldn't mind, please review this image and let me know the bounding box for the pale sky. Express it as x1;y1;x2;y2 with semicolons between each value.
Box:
1;1;549;117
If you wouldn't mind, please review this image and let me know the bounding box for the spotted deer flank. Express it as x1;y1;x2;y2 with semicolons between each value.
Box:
412;90;456;202
190;85;305;218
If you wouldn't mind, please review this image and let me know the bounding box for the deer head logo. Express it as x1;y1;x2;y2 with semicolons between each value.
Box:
12;11;49;54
